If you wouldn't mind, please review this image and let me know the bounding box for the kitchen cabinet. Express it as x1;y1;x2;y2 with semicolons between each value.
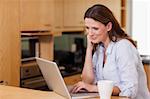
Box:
21;32;54;61
53;0;63;36
20;33;54;89
144;64;150;91
63;0;85;31
63;0;122;32
39;35;54;60
64;74;82;85
0;0;20;86
20;0;54;31
85;0;121;24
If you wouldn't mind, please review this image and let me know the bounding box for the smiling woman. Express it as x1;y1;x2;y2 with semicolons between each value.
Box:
70;4;150;99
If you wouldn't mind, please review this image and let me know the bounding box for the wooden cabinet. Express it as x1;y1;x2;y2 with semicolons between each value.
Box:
0;0;20;86
52;0;63;36
20;0;54;31
144;64;150;91
62;0;122;32
20;0;56;61
21;32;54;61
39;35;54;60
64;74;82;85
63;0;85;31
85;0;121;24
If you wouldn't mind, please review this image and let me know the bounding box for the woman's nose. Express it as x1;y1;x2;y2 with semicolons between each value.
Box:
88;29;94;36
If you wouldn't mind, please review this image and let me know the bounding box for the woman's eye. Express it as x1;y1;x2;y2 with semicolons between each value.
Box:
85;26;89;30
93;27;99;30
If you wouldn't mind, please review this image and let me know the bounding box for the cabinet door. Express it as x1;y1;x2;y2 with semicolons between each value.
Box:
63;0;85;31
39;35;54;61
20;0;54;31
53;0;63;35
40;0;54;31
0;0;20;86
85;0;121;24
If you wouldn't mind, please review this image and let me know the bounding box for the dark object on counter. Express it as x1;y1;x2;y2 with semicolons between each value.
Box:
140;55;150;64
54;50;76;72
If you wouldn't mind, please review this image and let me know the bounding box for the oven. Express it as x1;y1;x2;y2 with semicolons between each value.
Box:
20;64;49;91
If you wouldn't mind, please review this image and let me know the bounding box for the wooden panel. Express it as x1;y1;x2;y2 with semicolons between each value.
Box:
20;0;54;31
63;0;85;27
53;0;63;34
85;0;121;24
144;64;150;91
40;0;54;30
20;0;41;31
64;74;82;85
0;0;20;86
121;0;126;28
39;35;54;61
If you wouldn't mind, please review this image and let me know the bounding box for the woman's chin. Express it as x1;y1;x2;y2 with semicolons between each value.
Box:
91;41;99;44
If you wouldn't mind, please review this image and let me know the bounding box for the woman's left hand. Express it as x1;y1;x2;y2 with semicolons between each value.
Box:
70;81;98;93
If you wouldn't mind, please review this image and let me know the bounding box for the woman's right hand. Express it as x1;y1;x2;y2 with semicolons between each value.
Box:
70;81;98;93
87;35;94;51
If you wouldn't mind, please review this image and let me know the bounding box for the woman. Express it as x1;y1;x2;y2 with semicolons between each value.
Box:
71;4;150;99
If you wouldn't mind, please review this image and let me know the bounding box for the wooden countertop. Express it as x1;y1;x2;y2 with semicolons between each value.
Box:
0;85;129;99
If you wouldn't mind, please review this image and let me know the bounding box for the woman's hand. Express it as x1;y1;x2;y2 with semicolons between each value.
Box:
87;35;94;51
70;81;98;93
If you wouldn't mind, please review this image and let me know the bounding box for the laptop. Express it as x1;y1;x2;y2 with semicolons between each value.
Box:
36;57;99;99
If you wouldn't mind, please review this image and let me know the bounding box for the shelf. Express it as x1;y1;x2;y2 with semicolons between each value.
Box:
21;60;37;67
21;32;52;36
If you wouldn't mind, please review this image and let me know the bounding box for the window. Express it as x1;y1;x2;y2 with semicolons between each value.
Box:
132;0;150;55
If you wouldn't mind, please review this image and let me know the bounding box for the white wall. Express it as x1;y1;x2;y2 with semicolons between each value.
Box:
132;0;150;55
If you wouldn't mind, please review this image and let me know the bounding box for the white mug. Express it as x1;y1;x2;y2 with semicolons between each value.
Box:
97;80;114;99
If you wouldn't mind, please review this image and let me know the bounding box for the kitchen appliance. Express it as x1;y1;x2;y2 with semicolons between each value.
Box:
20;64;48;90
21;37;39;62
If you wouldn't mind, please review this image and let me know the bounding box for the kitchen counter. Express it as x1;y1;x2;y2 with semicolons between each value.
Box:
0;85;129;99
61;69;82;77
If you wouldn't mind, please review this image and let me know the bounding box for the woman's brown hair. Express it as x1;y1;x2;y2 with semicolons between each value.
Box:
84;4;136;50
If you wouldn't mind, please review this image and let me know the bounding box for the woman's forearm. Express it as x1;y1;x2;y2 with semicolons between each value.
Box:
82;48;95;84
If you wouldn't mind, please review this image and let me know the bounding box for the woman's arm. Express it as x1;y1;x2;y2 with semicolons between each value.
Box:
115;40;138;98
82;35;95;84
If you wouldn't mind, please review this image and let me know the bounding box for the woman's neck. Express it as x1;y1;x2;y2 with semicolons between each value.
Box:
103;37;111;49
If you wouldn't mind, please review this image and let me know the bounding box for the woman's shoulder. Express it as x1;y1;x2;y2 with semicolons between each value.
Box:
113;39;137;53
116;39;134;48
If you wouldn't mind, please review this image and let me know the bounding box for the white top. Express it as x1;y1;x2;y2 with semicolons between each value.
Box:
92;39;150;99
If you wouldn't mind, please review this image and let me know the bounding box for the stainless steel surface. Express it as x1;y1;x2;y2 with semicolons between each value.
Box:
21;76;46;89
141;55;150;64
21;65;41;79
20;64;47;90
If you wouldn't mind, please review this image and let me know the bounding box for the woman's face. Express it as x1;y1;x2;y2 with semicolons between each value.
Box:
85;18;111;44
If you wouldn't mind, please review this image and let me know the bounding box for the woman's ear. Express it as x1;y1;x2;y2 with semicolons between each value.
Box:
106;22;112;31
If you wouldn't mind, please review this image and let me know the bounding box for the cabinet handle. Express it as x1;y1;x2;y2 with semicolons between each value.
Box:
0;80;8;85
0;80;4;84
55;26;61;29
44;24;51;27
